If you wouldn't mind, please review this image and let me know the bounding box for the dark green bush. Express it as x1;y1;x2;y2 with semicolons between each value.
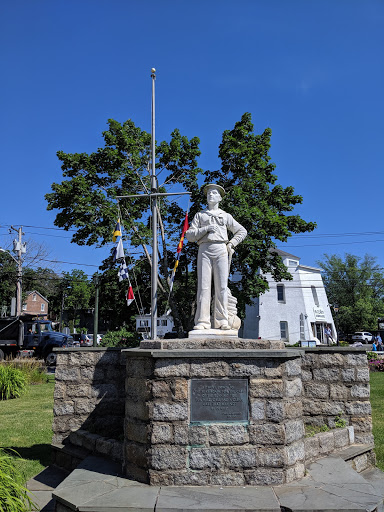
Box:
0;448;37;511
367;351;379;360
0;366;27;400
100;327;140;348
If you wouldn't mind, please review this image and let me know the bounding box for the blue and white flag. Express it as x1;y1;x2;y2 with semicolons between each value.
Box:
118;261;129;282
113;238;124;262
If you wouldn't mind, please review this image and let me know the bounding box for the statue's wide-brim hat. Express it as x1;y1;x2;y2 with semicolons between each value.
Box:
202;183;226;197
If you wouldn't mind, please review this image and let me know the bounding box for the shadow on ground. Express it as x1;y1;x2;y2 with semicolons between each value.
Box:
6;443;52;468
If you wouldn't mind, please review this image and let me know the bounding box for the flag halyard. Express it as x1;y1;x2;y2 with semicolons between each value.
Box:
113;218;136;308
169;212;189;294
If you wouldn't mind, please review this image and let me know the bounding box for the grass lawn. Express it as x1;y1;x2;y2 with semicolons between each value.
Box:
0;374;55;481
370;371;384;470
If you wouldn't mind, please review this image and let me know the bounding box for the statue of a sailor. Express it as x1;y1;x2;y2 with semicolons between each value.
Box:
185;184;247;330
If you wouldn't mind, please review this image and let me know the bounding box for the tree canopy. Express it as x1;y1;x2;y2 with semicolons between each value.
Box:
318;253;384;334
46;113;316;331
0;252;18;314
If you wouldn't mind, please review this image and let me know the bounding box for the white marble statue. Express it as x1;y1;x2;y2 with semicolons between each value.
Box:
185;184;247;330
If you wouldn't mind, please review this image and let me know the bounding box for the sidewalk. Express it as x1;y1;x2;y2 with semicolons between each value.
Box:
27;465;69;511
28;454;384;512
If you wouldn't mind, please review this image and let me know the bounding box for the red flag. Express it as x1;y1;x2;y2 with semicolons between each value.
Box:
177;212;189;253
127;285;135;306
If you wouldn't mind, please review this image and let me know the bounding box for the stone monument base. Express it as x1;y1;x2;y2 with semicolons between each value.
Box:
139;337;284;350
188;328;238;338
124;342;306;485
50;343;374;488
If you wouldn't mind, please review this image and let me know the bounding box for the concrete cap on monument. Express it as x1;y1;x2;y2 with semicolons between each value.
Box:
202;183;226;197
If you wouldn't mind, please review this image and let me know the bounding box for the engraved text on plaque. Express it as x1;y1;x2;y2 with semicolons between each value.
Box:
190;379;248;422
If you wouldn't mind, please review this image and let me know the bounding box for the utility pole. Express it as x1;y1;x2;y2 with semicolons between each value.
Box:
59;290;67;332
93;274;99;347
11;226;24;317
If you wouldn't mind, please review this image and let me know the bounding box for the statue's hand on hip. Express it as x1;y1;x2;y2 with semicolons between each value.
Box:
227;242;235;257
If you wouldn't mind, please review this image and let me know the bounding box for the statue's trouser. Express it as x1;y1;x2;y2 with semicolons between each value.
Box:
195;242;229;329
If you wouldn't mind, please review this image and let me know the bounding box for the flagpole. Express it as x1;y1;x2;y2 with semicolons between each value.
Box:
116;69;192;339
151;67;158;339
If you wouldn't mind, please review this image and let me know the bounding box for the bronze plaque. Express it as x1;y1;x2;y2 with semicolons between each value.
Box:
190;379;248;422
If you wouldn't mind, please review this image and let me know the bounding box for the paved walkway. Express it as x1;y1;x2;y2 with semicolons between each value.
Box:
28;455;384;512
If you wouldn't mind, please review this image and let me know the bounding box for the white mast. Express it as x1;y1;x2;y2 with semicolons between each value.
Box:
150;68;158;339
116;69;191;340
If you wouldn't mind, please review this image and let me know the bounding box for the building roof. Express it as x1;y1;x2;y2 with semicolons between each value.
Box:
26;290;49;303
269;248;300;260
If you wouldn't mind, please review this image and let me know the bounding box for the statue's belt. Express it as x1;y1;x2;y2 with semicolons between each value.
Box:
198;240;229;245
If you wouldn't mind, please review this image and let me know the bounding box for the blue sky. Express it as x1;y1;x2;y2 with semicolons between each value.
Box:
0;0;383;279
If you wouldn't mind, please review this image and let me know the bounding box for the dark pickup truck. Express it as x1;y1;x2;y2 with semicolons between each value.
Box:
0;314;75;365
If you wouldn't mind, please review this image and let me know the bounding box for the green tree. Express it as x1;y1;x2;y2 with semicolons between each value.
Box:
61;269;93;329
318;253;384;334
0;252;17;314
46;113;315;331
96;255;151;331
202;113;316;315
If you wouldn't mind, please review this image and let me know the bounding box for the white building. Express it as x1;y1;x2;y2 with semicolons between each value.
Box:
241;249;336;345
135;314;175;339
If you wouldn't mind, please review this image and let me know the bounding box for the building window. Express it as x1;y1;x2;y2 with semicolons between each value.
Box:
32;293;37;301
280;321;288;340
22;304;27;311
277;284;285;302
41;304;45;312
300;313;305;341
311;286;319;307
288;260;298;267
139;320;149;327
157;319;167;326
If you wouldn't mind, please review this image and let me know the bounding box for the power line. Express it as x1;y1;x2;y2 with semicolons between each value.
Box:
282;239;384;248
0;224;77;233
39;259;101;267
4;223;384;240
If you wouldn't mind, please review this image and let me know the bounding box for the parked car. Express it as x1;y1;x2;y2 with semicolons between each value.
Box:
87;334;102;345
71;333;91;346
351;332;373;343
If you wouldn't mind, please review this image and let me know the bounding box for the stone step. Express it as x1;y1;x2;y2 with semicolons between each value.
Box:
51;441;90;472
52;454;384;512
337;443;376;472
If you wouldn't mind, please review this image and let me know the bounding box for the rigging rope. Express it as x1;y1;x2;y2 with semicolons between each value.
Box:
116;200;149;337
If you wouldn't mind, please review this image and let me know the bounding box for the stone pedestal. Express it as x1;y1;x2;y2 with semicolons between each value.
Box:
188;328;239;338
50;345;374;487
123;338;306;486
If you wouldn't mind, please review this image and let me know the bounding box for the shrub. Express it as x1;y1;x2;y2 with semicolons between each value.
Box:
367;351;379;361
0;448;37;511
100;327;140;348
6;360;48;385
368;359;384;372
0;366;27;400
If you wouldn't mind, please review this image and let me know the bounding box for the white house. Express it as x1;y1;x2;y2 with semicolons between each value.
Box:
241;249;336;345
135;313;175;339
